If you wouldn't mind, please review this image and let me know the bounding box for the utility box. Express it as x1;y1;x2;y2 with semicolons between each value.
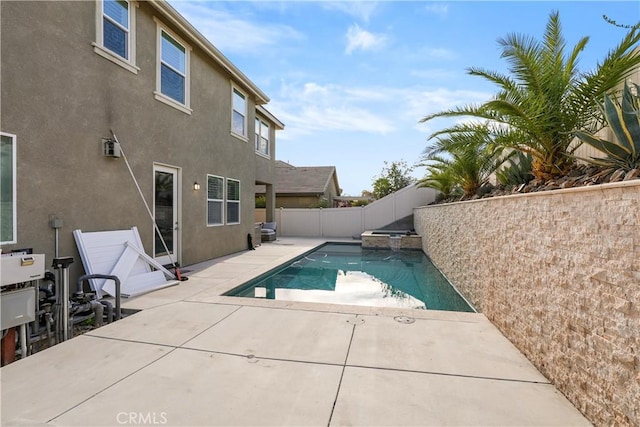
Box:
103;138;121;158
0;288;35;329
1;254;45;286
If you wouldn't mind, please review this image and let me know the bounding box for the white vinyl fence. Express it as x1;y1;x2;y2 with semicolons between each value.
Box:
276;184;437;238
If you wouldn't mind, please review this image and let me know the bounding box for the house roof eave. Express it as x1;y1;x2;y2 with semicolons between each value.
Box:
257;106;285;130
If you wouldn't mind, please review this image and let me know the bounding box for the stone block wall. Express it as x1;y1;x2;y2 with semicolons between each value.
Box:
414;181;639;426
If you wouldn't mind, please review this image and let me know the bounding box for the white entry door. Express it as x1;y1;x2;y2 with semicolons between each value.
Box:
153;165;179;266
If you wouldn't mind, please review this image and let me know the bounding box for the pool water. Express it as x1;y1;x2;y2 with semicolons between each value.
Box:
226;244;474;312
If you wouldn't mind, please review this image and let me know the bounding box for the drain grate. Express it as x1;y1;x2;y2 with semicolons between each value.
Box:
394;316;415;324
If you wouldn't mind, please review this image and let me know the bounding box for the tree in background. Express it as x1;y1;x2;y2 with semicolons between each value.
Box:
371;160;416;199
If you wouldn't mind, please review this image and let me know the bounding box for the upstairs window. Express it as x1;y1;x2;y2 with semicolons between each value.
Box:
226;179;241;224
231;87;247;138
154;22;191;113
103;0;129;59
160;31;186;104
1;133;17;244
94;0;137;73
255;119;270;157
207;175;224;226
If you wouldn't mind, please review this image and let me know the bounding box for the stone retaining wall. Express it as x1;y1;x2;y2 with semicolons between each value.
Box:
414;181;639;426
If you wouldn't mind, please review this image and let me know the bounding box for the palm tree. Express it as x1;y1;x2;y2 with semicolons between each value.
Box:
420;11;640;181
419;124;507;197
418;162;461;199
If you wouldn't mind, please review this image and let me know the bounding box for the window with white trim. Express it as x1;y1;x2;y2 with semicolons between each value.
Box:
155;22;191;112
94;0;137;73
1;133;17;244
255;118;270;157
207;175;224;226
226;179;241;224
103;0;129;58
231;87;247;138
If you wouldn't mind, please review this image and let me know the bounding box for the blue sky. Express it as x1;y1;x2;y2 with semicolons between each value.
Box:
169;1;639;196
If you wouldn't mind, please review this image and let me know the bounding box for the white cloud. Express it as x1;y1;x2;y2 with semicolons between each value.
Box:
269;81;396;141
410;68;455;80
425;48;456;60
424;3;449;18
169;2;303;55
345;24;388;54
322;1;379;23
404;88;493;135
268;80;493;144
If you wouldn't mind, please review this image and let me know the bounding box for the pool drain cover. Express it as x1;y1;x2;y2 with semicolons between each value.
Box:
394;316;415;324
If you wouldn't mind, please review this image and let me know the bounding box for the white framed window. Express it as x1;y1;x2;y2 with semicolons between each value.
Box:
154;20;191;114
93;0;138;74
255;118;270;157
226;179;241;224
207;175;224;226
231;86;248;139
1;132;17;244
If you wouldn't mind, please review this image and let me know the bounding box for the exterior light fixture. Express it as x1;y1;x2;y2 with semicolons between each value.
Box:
193;182;201;191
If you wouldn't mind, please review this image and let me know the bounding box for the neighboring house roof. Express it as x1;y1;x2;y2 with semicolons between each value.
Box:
276;162;339;195
150;1;269;105
256;161;341;196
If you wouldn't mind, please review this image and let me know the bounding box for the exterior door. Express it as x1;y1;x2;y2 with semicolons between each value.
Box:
153;165;179;266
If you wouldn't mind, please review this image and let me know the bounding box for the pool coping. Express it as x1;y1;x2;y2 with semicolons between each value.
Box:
119;237;478;319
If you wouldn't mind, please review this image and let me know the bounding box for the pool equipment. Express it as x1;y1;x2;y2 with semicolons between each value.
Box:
1;252;126;364
1;252;44;363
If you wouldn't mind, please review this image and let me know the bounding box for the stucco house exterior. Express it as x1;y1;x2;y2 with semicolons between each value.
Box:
256;161;342;209
0;0;283;282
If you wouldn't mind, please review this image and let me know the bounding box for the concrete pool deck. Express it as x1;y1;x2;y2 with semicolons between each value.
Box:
1;238;591;426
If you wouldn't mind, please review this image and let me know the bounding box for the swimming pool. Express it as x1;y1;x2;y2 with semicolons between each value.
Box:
225;243;474;312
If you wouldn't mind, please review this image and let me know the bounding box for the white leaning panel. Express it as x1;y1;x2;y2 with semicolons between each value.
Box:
73;227;177;298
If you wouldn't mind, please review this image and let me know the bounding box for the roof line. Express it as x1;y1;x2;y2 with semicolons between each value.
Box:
322;167;337;194
257;106;285;130
149;0;269;105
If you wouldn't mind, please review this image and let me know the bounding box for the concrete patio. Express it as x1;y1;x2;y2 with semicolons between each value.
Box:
1;238;590;426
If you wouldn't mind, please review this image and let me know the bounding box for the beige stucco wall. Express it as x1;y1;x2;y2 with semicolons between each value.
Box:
414;181;640;426
0;1;276;282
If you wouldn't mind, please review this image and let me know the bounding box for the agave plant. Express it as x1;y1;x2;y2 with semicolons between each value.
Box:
573;81;640;170
496;152;534;186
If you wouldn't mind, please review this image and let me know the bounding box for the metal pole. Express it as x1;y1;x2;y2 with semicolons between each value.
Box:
19;324;27;359
62;266;69;341
111;131;176;268
52;257;74;342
